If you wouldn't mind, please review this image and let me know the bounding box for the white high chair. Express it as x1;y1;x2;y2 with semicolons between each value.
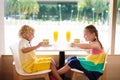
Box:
10;43;51;80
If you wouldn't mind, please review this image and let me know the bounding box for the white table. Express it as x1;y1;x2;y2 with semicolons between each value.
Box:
36;43;88;52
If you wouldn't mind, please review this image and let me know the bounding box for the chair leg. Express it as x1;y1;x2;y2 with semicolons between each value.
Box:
13;65;23;80
71;72;78;80
99;65;107;80
99;72;106;80
45;73;50;80
71;71;89;80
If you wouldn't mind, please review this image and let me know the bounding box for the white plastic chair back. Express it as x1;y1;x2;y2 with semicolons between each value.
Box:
102;48;109;71
10;43;25;75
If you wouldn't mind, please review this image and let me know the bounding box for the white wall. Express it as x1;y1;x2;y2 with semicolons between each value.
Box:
0;0;5;56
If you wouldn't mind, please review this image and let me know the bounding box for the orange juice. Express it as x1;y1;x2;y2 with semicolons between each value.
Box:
66;31;71;42
53;31;58;42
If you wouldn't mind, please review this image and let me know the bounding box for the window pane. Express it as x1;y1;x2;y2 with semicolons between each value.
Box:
4;0;110;54
115;0;120;54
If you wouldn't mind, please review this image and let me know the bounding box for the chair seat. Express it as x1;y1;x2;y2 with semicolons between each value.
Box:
71;68;88;80
13;65;51;80
71;69;84;73
18;69;51;76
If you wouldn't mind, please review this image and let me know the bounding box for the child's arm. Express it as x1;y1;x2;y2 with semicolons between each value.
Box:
70;43;94;49
71;42;101;50
21;42;43;53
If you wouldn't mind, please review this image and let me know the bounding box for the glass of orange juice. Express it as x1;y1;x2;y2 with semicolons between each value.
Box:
53;31;58;42
66;31;71;42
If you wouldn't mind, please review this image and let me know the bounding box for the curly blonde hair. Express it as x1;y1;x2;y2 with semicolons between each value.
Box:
19;25;34;38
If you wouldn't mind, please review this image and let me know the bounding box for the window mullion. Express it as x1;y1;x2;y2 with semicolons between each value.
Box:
109;0;117;55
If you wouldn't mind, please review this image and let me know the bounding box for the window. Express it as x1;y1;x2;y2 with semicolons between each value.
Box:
4;0;117;55
115;0;120;54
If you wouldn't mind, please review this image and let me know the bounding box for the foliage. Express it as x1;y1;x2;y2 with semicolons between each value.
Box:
117;0;120;8
5;0;39;19
77;0;108;21
4;0;112;22
20;0;39;14
93;0;107;14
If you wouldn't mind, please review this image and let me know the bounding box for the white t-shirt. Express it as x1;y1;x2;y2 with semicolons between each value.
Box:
19;38;35;64
19;38;31;49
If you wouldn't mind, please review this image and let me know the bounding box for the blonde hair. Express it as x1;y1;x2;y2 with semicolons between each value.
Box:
19;25;34;38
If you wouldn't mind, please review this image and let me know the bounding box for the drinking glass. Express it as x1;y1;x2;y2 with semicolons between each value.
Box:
53;31;58;42
66;31;71;42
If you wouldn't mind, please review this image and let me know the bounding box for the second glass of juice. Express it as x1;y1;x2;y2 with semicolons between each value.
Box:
53;31;58;42
66;31;71;42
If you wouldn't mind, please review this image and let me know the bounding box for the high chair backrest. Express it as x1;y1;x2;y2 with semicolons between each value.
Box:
9;43;25;74
102;47;109;72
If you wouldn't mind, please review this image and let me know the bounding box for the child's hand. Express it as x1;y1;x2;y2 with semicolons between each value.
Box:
37;42;43;47
70;43;76;47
